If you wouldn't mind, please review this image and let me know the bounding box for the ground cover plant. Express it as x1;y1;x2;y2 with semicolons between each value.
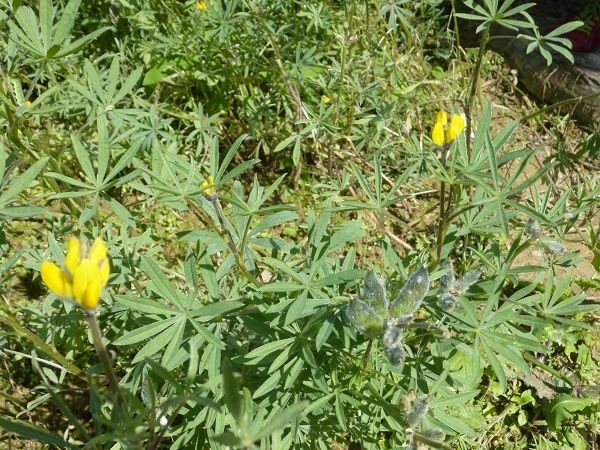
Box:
1;0;599;448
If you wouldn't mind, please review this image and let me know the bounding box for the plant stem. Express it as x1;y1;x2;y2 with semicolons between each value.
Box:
86;311;122;402
362;339;374;368
435;146;450;264
465;28;489;162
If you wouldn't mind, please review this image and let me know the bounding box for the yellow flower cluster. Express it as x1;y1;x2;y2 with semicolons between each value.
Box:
431;111;465;147
196;1;208;11
200;175;215;196
41;237;110;310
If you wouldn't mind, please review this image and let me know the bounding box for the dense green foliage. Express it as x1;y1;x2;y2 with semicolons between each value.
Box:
1;0;599;448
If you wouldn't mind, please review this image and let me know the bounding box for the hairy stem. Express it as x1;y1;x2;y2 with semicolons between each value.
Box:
86;311;122;403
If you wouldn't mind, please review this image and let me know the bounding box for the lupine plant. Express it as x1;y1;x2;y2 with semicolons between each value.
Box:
1;0;599;449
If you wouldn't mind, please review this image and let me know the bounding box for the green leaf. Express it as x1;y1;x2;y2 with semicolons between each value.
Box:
244;338;296;361
252;401;308;440
54;26;111;58
0;416;77;449
215;134;248;182
140;256;180;305
113;317;179;346
115;295;177;316
252;369;282;398
190;301;245;319
39;0;52;52
481;337;507;392
546;394;594;431
132;324;179;363
161;317;186;368
51;0;80;47
315;313;335;351
328;220;365;253
14;6;44;56
0;157;49;206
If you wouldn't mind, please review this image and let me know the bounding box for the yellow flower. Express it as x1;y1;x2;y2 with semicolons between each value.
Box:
25;100;32;107
432;111;464;146
200;175;215;196
196;0;208;11
41;237;110;310
321;94;330;104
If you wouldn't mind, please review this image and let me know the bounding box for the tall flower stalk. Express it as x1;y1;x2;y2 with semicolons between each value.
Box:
40;237;121;401
431;111;464;263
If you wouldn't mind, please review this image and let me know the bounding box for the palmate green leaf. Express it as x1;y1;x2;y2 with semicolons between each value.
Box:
113;65;143;105
285;293;309;325
545;20;584;39
472;103;492;161
268;344;296;374
547;41;575;63
350;162;376;203
259;281;303;293
261;256;308;284
96;115;110;183
303;392;335;417
71;134;95;180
